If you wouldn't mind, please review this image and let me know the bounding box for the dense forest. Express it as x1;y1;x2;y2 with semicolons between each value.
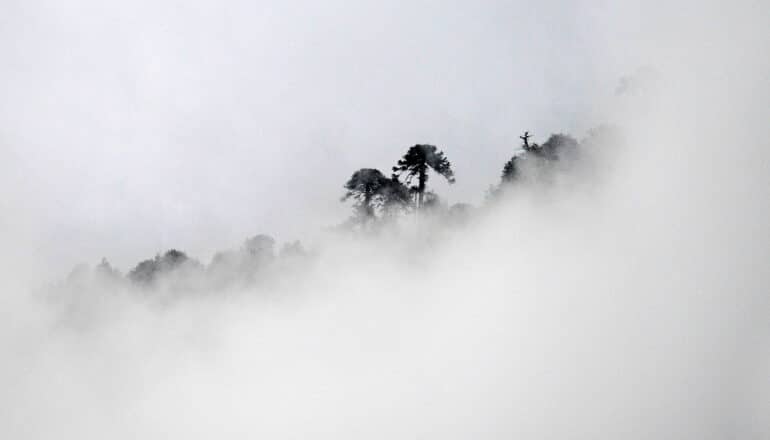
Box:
58;126;618;297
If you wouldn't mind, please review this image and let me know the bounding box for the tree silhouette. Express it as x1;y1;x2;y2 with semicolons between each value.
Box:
520;131;535;151
341;168;393;220
496;132;582;192
501;155;520;183
243;234;276;259
392;144;455;209
127;249;198;285
53;125;602;296
94;257;122;281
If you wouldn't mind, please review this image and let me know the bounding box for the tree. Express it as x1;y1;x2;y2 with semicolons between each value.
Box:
128;258;159;285
380;175;413;217
242;234;276;268
520;131;536;152
497;132;581;192
501;155;520;183
279;240;306;258
206;235;275;287
392;144;455;209
243;234;276;259
533;133;579;160
494;132;533;190
128;249;198;285
341;168;393;220
94;257;122;281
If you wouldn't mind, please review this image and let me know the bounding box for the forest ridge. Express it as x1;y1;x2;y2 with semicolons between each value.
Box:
59;127;618;294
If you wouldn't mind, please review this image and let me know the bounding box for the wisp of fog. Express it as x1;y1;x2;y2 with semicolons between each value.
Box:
0;1;768;439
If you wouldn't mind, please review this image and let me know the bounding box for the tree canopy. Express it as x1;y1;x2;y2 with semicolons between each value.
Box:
392;144;455;209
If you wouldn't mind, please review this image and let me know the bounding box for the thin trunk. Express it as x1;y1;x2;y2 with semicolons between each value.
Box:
364;190;373;220
417;166;426;209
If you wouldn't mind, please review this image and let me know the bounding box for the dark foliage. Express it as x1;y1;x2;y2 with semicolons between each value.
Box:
127;249;197;285
341;168;393;219
392;144;455;209
342;168;413;222
501;155;520;182
499;131;582;189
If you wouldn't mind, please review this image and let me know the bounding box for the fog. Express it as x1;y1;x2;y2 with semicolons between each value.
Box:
1;0;769;439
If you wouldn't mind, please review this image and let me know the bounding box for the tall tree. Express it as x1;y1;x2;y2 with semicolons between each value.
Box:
392;144;455;209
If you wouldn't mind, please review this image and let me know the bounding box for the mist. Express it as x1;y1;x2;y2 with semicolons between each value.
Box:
1;0;769;439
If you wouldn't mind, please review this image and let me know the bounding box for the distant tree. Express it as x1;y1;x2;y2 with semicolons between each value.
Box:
66;263;91;286
519;131;536;152
207;237;272;287
128;249;197;285
159;249;189;269
341;168;393;220
94;257;121;280
392;144;455;209
533;133;579;160
501;155;520;183
279;240;306;258
243;235;276;259
497;131;580;191
498;132;533;187
243;234;277;274
128;257;159;285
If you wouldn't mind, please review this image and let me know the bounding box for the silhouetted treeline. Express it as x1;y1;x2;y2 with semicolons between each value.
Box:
58;235;311;297
341;126;618;227
57;126;619;295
